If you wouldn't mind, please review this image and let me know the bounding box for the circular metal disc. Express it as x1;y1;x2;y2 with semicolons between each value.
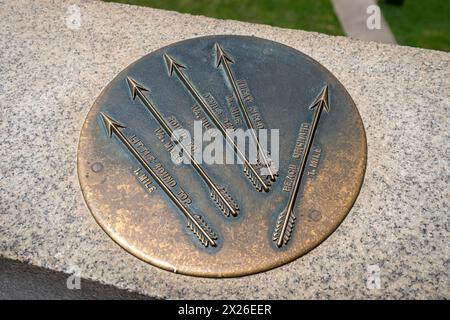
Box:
78;35;366;278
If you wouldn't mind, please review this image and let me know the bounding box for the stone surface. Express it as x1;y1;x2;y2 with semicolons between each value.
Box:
0;0;448;299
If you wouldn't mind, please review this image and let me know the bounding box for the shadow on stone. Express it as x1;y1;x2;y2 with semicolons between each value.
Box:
0;257;149;300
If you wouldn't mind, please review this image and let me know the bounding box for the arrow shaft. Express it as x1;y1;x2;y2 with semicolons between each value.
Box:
136;90;235;214
173;67;269;191
221;60;276;180
287;105;323;212
276;105;323;246
112;126;216;246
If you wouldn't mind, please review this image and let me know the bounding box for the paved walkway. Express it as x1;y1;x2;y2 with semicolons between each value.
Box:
332;0;396;44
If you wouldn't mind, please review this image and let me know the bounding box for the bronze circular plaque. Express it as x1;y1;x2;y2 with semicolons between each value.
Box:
78;35;366;277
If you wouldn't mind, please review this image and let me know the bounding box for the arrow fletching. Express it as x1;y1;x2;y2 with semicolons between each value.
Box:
255;156;278;181
186;214;218;247
210;186;239;217
243;163;271;192
272;207;296;247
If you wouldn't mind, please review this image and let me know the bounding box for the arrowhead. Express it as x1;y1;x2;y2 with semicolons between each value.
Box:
163;53;185;76
309;85;330;112
214;43;233;67
99;112;126;137
126;77;148;100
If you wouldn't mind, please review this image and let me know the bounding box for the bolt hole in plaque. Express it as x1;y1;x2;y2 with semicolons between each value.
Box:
78;35;366;277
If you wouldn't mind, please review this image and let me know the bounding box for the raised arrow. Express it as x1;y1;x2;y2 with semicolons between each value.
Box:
164;53;271;192
99;112;218;247
272;85;330;247
215;43;277;182
126;77;239;217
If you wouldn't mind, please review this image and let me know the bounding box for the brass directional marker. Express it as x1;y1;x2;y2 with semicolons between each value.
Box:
78;35;367;277
126;77;239;217
273;85;329;248
99;112;218;247
164;53;271;192
215;43;277;182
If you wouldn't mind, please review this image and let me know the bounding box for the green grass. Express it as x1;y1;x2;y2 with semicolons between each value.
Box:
104;0;344;36
380;0;450;52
